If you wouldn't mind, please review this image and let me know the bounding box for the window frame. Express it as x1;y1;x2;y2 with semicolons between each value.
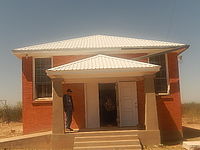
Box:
33;57;53;101
148;53;170;95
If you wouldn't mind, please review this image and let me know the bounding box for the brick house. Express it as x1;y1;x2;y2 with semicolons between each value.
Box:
12;35;189;144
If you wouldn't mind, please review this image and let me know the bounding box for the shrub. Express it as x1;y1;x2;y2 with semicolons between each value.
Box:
182;102;200;123
0;101;22;123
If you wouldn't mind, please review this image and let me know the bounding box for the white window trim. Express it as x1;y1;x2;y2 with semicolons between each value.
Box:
33;56;53;101
148;53;170;95
157;54;170;95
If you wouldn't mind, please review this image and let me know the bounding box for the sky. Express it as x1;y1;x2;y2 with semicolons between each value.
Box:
0;0;199;105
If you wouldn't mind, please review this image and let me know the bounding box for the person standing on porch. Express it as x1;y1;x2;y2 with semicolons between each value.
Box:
63;89;74;131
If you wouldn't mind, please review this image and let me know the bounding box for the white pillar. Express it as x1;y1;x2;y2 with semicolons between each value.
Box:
144;75;159;130
52;78;64;134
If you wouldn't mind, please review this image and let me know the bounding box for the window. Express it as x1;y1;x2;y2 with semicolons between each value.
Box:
149;54;168;94
35;58;52;98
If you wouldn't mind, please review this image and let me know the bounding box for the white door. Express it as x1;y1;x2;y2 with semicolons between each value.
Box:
118;82;138;127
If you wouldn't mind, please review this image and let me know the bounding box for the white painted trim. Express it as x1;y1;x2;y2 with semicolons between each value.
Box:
97;84;100;128
84;83;88;128
165;53;170;94
32;58;36;100
47;68;160;80
118;82;121;127
135;82;139;126
13;47;179;59
63;77;142;84
156;54;170;95
115;82;120;126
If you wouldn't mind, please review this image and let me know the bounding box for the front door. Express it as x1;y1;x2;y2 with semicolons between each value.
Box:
99;83;117;127
118;82;138;127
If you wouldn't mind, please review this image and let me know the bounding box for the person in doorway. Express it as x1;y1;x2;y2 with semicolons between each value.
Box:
63;89;74;131
104;96;116;126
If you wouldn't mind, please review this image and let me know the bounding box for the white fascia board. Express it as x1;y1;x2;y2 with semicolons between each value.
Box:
12;47;181;59
47;71;156;79
46;67;160;79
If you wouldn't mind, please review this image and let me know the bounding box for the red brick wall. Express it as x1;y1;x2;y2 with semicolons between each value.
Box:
53;55;91;67
53;54;147;67
156;53;182;141
134;53;182;140
22;57;52;134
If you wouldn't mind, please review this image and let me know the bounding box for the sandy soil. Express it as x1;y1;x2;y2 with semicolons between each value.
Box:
144;145;184;150
183;117;200;130
0;122;23;139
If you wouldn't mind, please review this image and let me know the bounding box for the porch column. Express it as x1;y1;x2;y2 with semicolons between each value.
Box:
144;75;159;130
52;78;64;134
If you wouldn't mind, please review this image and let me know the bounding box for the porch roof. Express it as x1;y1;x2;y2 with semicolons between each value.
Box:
47;54;160;78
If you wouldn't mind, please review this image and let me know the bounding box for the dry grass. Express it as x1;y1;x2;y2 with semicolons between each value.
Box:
0;102;22;123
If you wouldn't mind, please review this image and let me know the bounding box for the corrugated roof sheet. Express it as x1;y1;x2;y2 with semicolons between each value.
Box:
14;35;185;51
48;54;160;72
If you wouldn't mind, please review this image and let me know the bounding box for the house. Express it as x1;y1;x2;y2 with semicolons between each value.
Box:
12;35;189;145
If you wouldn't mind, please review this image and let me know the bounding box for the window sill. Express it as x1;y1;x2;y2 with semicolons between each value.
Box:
156;93;170;96
156;93;173;100
32;98;53;105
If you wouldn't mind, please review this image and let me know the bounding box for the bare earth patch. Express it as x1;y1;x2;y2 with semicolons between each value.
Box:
144;144;184;150
0;122;23;139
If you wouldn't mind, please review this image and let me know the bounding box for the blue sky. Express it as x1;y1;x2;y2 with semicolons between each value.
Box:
0;0;199;104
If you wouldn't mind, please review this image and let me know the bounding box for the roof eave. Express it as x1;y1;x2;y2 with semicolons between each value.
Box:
175;44;190;55
12;45;187;59
46;67;160;79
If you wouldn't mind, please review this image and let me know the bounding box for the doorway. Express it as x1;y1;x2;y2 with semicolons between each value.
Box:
99;83;117;127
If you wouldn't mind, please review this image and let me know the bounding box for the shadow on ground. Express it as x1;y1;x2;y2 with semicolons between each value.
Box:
160;126;200;146
183;126;200;140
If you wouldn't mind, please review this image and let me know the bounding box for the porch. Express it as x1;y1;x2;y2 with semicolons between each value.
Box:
47;54;161;146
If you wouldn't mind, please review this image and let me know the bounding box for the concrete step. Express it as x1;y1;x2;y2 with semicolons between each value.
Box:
73;144;141;150
76;130;138;137
74;130;141;150
74;139;140;147
75;135;138;142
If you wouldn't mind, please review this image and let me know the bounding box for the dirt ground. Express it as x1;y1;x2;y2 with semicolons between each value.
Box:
0;122;22;139
144;117;200;150
0;119;200;150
